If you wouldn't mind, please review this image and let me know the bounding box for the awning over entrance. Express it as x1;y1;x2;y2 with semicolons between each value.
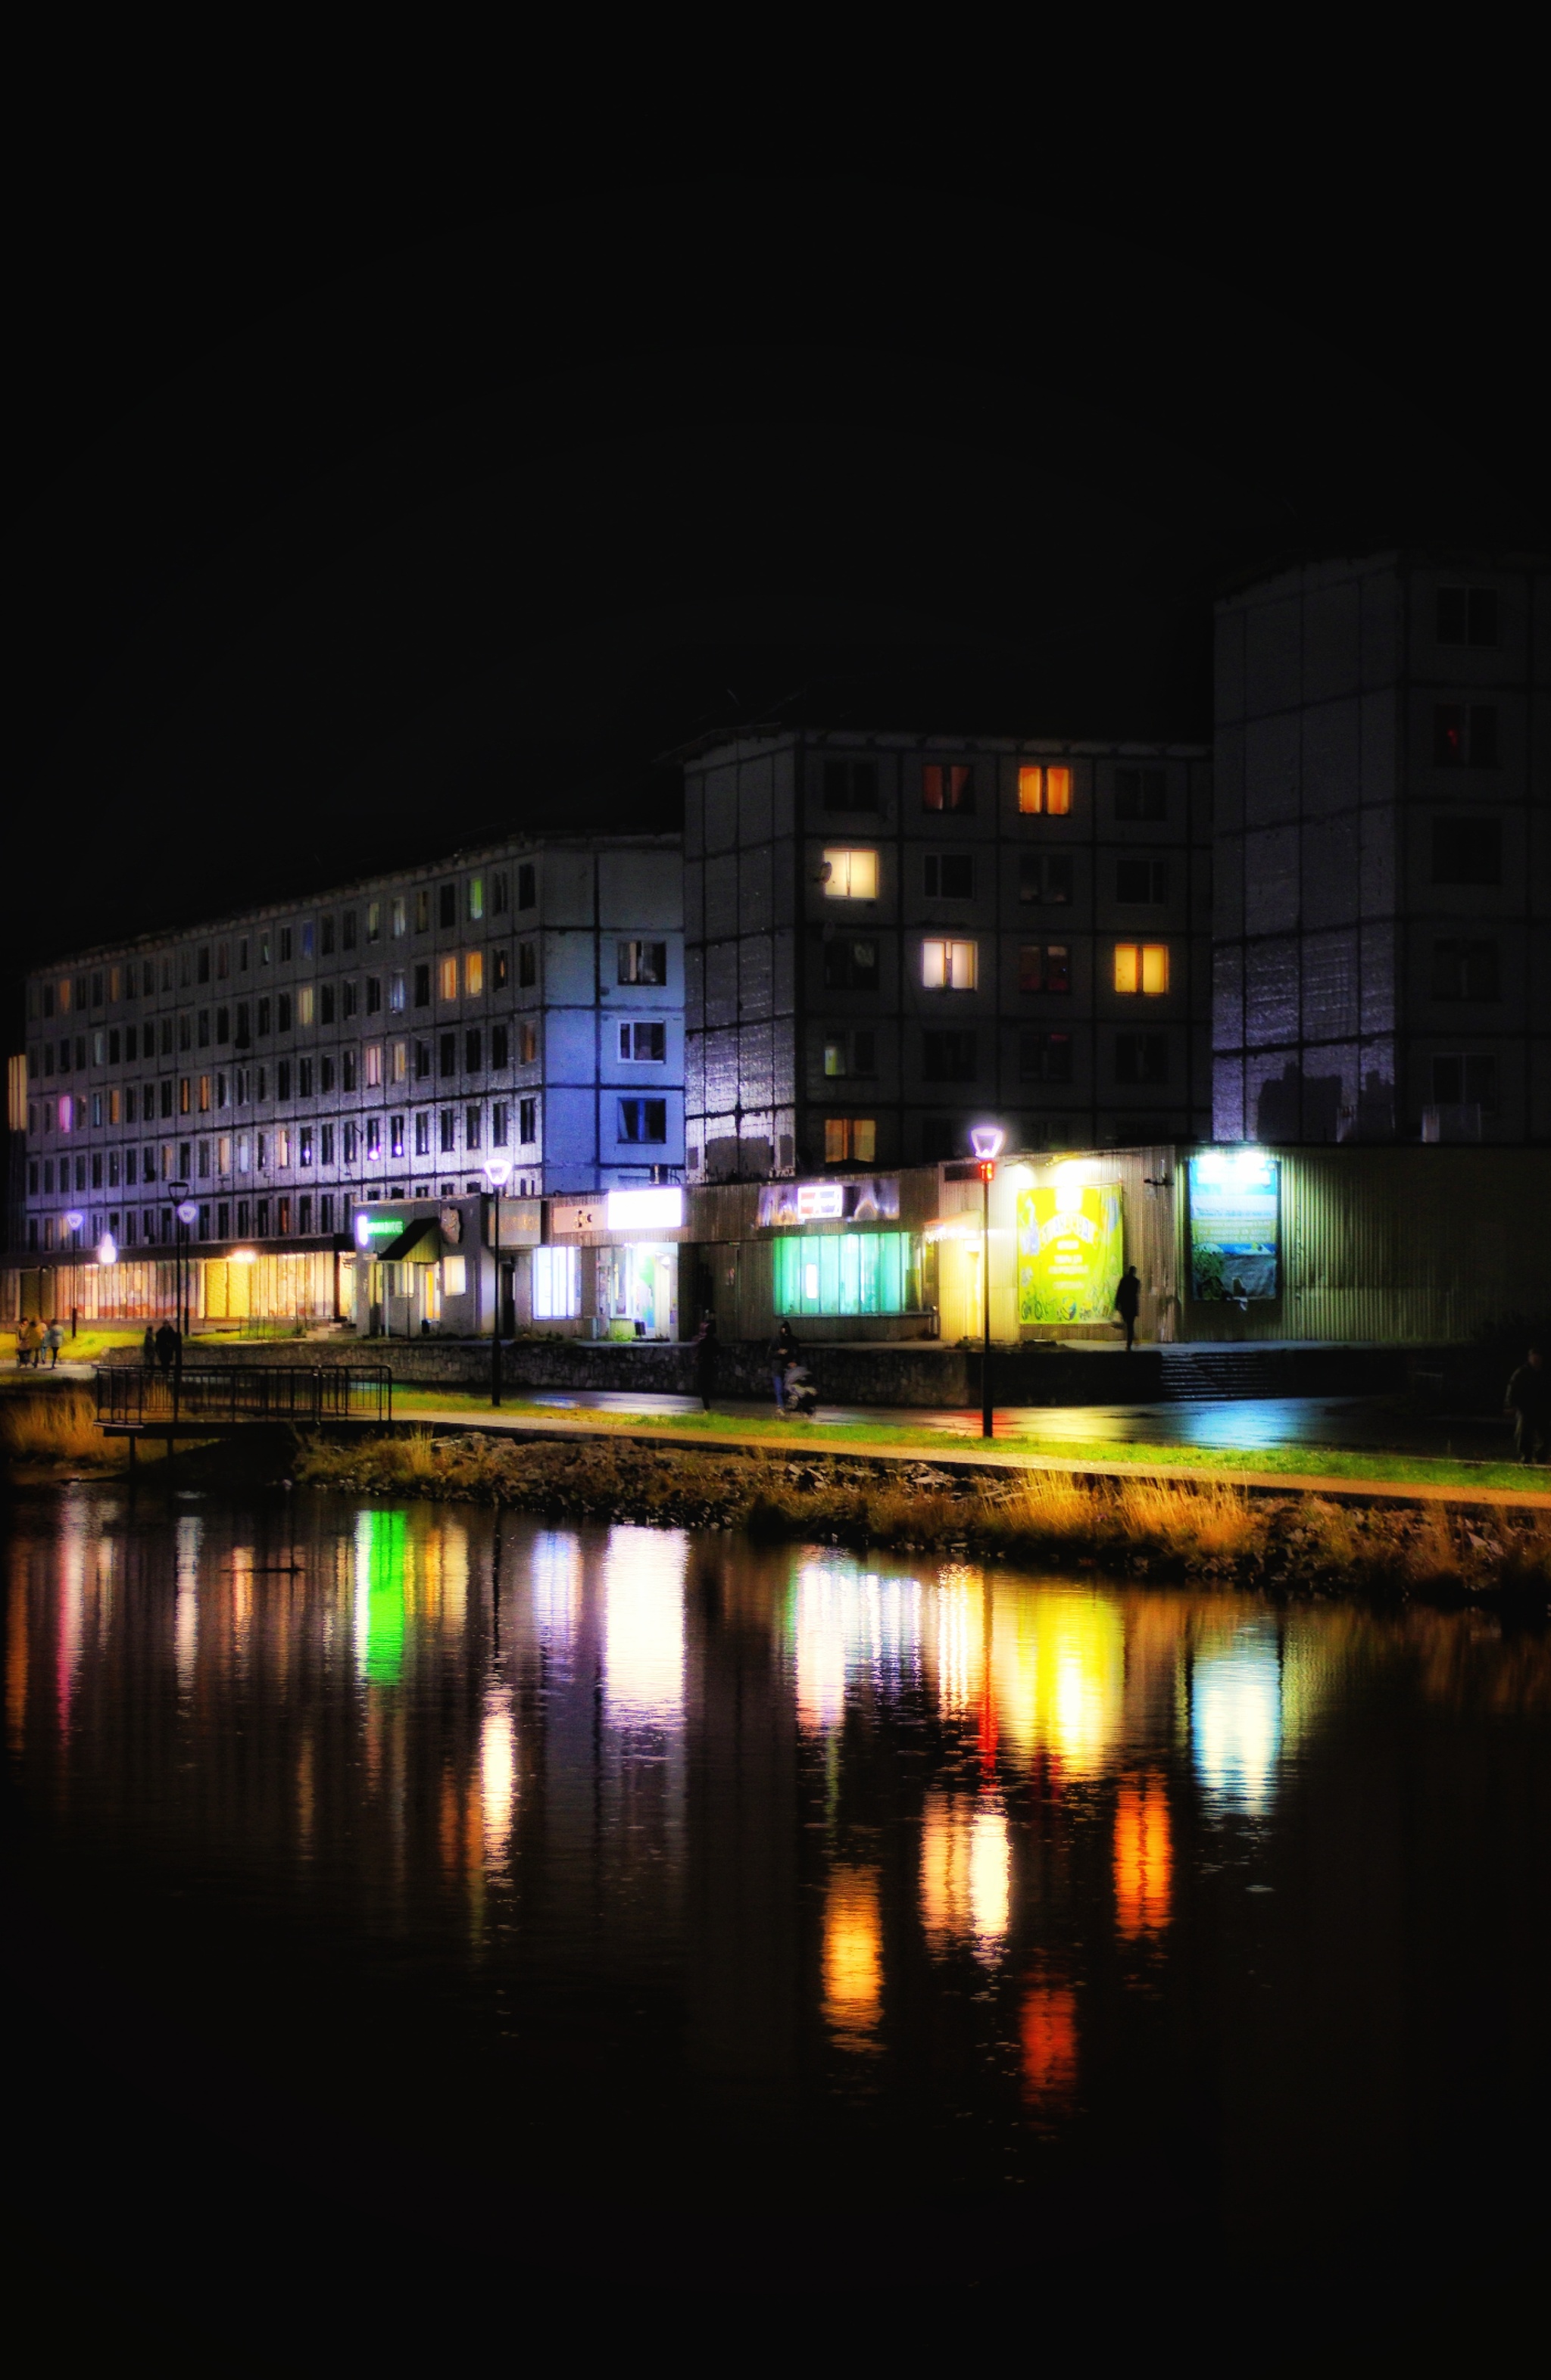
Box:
374;1221;442;1265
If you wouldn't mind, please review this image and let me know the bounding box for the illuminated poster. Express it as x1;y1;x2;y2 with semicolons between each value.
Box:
1016;1182;1123;1325
1188;1153;1279;1301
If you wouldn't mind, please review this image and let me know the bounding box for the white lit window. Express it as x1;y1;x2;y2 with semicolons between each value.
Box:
442;1254;467;1296
533;1243;580;1319
364;1043;383;1087
822;847;878;900
921;937;978;990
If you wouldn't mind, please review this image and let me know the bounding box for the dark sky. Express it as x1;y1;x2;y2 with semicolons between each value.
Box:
12;164;1546;1022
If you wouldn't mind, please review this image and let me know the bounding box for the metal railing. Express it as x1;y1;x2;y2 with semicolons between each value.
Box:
95;1365;394;1427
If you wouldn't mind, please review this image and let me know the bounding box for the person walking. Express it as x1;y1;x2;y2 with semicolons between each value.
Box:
692;1312;718;1412
154;1320;179;1374
1113;1265;1141;1352
142;1324;157;1367
769;1318;797;1411
43;1318;65;1369
1505;1346;1549;1465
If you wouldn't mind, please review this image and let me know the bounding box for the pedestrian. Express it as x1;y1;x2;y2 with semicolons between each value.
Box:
769;1318;797;1411
142;1324;157;1367
692;1312;718;1412
1113;1265;1141;1352
43;1318;65;1369
154;1320;179;1374
1504;1345;1549;1466
15;1318;33;1368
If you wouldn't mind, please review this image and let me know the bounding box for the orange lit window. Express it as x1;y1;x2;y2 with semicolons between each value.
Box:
825;1118;876;1163
1114;942;1169;996
1019;763;1072;816
464;950;485;996
198;1075;211;1113
438;956;458;1000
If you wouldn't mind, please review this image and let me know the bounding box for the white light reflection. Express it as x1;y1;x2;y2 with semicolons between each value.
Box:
1193;1624;1281;1814
532;1531;582;1655
794;1561;922;1733
920;1792;1012;1963
174;1514;201;1694
481;1691;517;1867
604;1527;686;1726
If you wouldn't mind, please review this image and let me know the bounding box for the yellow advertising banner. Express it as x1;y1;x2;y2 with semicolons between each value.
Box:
1016;1182;1123;1326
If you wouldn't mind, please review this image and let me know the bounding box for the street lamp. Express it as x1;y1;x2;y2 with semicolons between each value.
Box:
969;1126;1006;1441
64;1210;84;1337
483;1153;513;1407
170;1184;196;1351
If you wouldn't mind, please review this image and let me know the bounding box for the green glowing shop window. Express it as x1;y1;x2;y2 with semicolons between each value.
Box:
773;1231;919;1316
354;1508;407;1683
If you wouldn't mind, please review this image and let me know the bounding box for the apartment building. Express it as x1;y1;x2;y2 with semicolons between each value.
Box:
1213;553;1550;1143
17;833;684;1290
682;729;1214;1181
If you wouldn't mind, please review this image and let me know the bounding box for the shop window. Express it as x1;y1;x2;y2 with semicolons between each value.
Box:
618;940;666;985
822;758;878;811
922;763;974;813
619;1021;666;1062
1116;768;1166;820
533;1245;580;1320
1114;943;1169;995
774;1230;919;1316
1020;944;1071;994
822;848;878;900
1115;1031;1169;1084
1018;764;1072;815
1116;859;1168;904
823;1117;875;1164
1431;940;1500;1001
617;1097;666;1143
922;938;977;990
923;854;973;898
922;1030;977;1081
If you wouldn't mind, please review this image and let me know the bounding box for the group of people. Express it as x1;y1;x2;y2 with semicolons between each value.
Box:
142;1322;183;1373
686;1315;818;1417
13;1317;65;1368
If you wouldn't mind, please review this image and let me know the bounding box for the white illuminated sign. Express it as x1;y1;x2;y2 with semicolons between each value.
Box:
796;1182;845;1221
605;1186;684;1231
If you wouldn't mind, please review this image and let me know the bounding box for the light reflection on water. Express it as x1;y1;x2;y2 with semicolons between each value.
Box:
6;1483;1551;2257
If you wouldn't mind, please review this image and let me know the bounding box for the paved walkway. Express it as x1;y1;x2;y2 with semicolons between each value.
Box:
392;1399;1551;1514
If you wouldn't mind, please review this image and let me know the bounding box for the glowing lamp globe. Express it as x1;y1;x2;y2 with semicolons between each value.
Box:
64;1209;84;1232
484;1155;513;1190
176;1200;198;1225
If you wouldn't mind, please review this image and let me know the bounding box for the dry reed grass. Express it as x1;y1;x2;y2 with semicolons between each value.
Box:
0;1390;105;1461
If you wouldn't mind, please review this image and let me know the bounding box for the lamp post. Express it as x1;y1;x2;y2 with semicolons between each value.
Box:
64;1210;84;1337
169;1182;195;1352
969;1126;1005;1441
483;1153;513;1407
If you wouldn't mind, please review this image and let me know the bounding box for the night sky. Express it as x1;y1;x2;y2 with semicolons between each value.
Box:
12;164;1546;1028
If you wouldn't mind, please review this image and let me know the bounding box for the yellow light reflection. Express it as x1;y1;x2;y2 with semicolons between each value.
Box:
822;1865;882;2048
921;1792;1012;1962
480;1692;517;1868
1193;1624;1281;1813
991;1586;1125;1777
604;1527;686;1726
174;1513;201;1695
1113;1773;1172;1938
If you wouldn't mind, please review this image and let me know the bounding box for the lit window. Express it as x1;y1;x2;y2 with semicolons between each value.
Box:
1018;764;1072;815
773;1230;916;1315
438;956;458;1000
619;1022;666;1062
823;1117;876;1163
388;974;406;1013
617;940;666;985
1113;943;1170;995
442;1255;467;1297
533;1244;579;1319
467;875;485;922
822;848;878;900
392;1040;407;1082
364;1043;383;1087
391;897;407;938
464;950;484;996
297;984;316;1025
921;938;978;990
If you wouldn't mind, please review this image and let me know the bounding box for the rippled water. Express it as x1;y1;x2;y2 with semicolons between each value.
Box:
5;1483;1550;2311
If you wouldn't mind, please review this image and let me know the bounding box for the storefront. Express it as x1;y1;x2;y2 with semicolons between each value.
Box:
754;1176;928;1333
349;1195;540;1337
541;1185;687;1340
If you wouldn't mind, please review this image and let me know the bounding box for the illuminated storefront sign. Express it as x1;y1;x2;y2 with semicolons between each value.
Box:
604;1185;683;1231
354;1209;406;1252
1188;1152;1279;1302
1016;1179;1123;1325
773;1230;920;1316
758;1177;900;1225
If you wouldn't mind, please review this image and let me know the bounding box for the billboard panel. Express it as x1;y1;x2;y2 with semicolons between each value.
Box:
1188;1153;1279;1301
1016;1181;1124;1326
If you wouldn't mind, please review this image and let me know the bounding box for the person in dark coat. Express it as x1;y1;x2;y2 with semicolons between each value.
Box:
154;1321;179;1374
1113;1265;1141;1352
692;1312;718;1411
1505;1346;1549;1464
142;1324;157;1367
769;1319;797;1411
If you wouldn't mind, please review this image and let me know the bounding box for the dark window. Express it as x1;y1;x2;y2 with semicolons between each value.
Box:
298;1057;313;1096
342;1050;357;1092
342;912;357;951
414;1041;431;1081
518;941;537;987
1431;817;1502;884
617;1097;667;1143
617;940;666;985
413;963;430;1006
342;981;358;1019
1019;944;1071;994
492;949;509;990
1431;1054;1497;1109
276;1060;291;1100
195;950;209;986
517;862;536;909
923;853;975;898
439;1033;456;1077
490;1023;509;1069
492;872;508;916
1437;586;1499;647
320;1055;335;1093
1019;1031;1073;1083
822;759;879;811
1116;859;1169;904
1116;768;1166;820
1431;940;1500;1001
108;1028;120;1064
619;1020;666;1062
320;985;335;1025
922;763;974;813
320;1123;334;1164
276;992;292;1031
464;1106;481;1150
439;1109;456;1153
256;997;271;1036
921;1118;958;1160
922;1030;978;1082
1470;705;1498;766
1019;854;1073;905
320;916;335;956
364;978;381;1015
464;1028;482;1072
822;937;878;991
1115;1032;1169;1084
519;1096;537;1143
1434;703;1498;766
279;927;292;963
822;1028;876;1078
1435;703;1465;765
439;884;457;929
215;1007;229;1043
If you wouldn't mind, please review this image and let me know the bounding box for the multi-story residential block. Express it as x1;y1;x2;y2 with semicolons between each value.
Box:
682;729;1214;1180
1213;553;1550;1144
17;832;683;1298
